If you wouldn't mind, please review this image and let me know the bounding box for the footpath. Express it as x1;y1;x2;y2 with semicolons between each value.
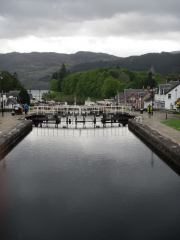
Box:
0;112;25;137
131;110;180;145
128;109;180;167
0;112;32;159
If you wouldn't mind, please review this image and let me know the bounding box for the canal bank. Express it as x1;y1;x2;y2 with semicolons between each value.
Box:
128;110;180;167
0;112;32;159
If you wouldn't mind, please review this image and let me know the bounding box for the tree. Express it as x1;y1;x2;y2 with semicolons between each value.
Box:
50;79;58;91
18;89;30;105
118;83;127;92
107;69;119;79
147;71;156;88
101;76;119;99
0;71;24;92
58;63;67;92
51;72;58;80
117;73;131;84
127;82;137;89
166;73;179;81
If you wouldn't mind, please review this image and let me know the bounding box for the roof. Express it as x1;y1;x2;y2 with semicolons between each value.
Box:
117;92;124;99
159;81;179;95
7;97;18;105
4;91;20;98
124;89;148;99
166;82;180;94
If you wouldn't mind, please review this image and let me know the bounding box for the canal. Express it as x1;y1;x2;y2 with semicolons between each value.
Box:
0;125;180;239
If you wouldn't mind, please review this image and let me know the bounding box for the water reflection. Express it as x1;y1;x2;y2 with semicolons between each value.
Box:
33;115;125;129
0;127;180;240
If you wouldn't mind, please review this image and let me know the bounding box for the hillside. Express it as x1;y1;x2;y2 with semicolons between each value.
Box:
71;52;180;76
1;51;180;90
0;51;119;89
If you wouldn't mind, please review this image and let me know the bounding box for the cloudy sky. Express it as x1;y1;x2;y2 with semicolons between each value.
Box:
0;0;180;57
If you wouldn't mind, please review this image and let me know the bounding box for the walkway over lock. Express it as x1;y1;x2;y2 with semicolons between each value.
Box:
28;105;126;116
27;105;135;127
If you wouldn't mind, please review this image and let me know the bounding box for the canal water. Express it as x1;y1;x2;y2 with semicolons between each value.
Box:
0;125;180;240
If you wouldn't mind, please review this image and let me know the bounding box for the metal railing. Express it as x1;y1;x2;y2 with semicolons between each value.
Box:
28;105;125;116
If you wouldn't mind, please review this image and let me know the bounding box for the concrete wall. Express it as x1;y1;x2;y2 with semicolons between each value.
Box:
128;119;180;167
0;120;32;160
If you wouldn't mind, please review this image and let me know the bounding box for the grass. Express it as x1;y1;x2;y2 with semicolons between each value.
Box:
161;119;180;131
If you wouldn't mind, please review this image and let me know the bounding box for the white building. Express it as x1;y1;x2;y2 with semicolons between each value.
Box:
0;91;21;109
154;79;180;109
84;97;94;106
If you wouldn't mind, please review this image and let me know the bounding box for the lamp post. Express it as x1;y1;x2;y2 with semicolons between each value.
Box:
0;75;4;116
39;89;40;102
117;89;118;105
175;89;178;109
151;73;155;114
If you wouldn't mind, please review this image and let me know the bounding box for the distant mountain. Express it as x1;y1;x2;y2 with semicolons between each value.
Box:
1;51;180;90
170;51;180;54
0;51;119;89
71;52;180;77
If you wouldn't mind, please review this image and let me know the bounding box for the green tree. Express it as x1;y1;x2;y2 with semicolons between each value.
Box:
118;83;127;92
117;73;131;84
18;89;30;105
51;72;58;80
154;73;165;86
96;72;106;98
122;69;137;82
101;76;119;99
0;71;24;92
58;63;67;92
166;73;179;81
147;71;156;88
107;69;119;79
50;79;58;91
127;82;138;89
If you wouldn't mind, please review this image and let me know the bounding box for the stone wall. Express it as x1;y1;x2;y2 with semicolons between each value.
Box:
0;120;32;160
128;119;180;167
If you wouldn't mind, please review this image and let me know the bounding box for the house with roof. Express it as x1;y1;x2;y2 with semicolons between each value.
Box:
6;91;20;100
6;97;21;108
0;91;21;109
154;77;180;109
124;88;153;108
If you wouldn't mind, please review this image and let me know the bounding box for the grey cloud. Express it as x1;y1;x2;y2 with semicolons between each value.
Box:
0;0;180;39
84;14;180;38
1;0;179;19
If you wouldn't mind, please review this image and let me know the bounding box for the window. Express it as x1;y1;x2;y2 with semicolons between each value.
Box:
168;94;171;99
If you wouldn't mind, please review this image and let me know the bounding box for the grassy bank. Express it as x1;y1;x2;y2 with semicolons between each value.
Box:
161;119;180;131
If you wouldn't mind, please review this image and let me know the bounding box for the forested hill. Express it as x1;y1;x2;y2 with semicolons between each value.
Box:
0;51;119;90
1;51;180;90
71;52;180;76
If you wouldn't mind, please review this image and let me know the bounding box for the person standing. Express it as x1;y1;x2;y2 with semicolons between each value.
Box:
24;103;29;115
147;104;151;115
